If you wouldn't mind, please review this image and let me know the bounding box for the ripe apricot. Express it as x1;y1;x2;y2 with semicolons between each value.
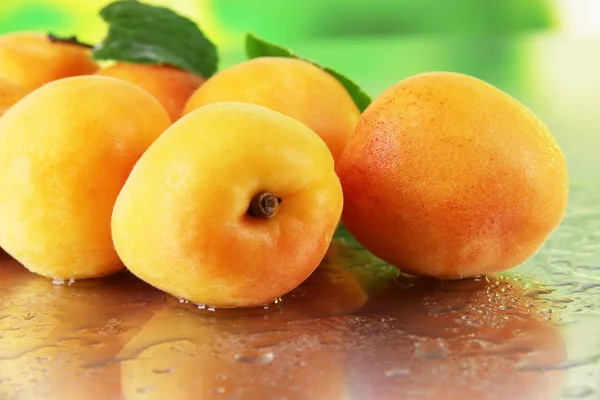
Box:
0;75;171;279
337;72;569;279
97;63;205;122
112;102;343;308
0;32;98;92
183;57;360;163
0;77;27;117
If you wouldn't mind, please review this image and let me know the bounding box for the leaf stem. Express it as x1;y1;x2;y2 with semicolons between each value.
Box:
47;33;95;49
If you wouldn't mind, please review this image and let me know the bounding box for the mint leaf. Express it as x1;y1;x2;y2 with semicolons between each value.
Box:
93;0;218;78
246;33;371;112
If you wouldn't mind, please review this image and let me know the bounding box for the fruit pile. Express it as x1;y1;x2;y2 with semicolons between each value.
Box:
0;1;568;309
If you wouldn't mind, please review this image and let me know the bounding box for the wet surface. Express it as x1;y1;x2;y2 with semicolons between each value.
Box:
0;186;599;400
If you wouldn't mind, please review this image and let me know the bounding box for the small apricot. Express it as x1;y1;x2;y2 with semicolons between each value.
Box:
0;77;27;117
337;72;569;279
112;102;343;308
97;63;205;122
0;76;171;279
0;32;98;92
183;57;360;163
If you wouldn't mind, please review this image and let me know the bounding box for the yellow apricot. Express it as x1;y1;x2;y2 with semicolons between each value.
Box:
0;77;27;117
183;57;360;163
0;32;98;92
0;75;171;279
97;63;205;122
112;102;343;308
337;72;569;278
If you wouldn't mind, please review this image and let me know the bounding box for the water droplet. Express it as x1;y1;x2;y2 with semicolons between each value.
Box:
524;288;554;298
414;339;451;359
207;306;216;312
385;368;410;378
234;350;274;364
498;305;517;310
52;278;65;285
212;387;226;394
551;297;574;304
197;304;206;310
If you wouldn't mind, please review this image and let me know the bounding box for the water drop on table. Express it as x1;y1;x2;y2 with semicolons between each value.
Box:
234;350;274;364
414;339;451;359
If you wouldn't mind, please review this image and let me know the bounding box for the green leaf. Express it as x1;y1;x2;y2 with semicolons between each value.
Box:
93;0;218;78
245;33;371;112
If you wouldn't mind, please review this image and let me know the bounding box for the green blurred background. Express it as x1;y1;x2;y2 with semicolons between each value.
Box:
1;0;599;184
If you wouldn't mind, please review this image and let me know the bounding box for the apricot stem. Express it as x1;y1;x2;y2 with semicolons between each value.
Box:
248;192;282;219
47;34;95;49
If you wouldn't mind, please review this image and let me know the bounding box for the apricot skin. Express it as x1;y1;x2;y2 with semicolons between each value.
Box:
0;32;98;92
0;76;171;279
97;63;205;122
0;77;27;117
337;72;569;279
183;57;360;163
112;102;343;308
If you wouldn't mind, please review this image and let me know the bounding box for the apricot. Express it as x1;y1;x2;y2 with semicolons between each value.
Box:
337;72;569;278
183;57;360;163
97;63;205;122
0;32;98;92
112;102;343;308
0;77;27;117
0;75;171;279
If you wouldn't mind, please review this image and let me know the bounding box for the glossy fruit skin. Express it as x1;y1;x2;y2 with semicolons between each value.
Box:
337;72;569;279
183;57;360;163
0;77;27;117
97;63;205;122
112;102;343;308
0;76;171;279
0;32;98;92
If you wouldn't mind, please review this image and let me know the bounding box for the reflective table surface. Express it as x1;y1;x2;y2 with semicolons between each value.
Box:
0;186;599;400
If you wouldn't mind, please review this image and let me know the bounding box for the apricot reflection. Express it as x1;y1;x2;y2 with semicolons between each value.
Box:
348;274;567;399
0;240;568;400
0;253;162;399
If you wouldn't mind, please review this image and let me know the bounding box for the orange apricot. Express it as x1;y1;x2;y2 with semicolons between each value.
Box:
183;57;360;163
337;72;569;279
0;77;27;117
0;32;98;92
112;102;343;308
97;63;205;121
0;75;171;279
